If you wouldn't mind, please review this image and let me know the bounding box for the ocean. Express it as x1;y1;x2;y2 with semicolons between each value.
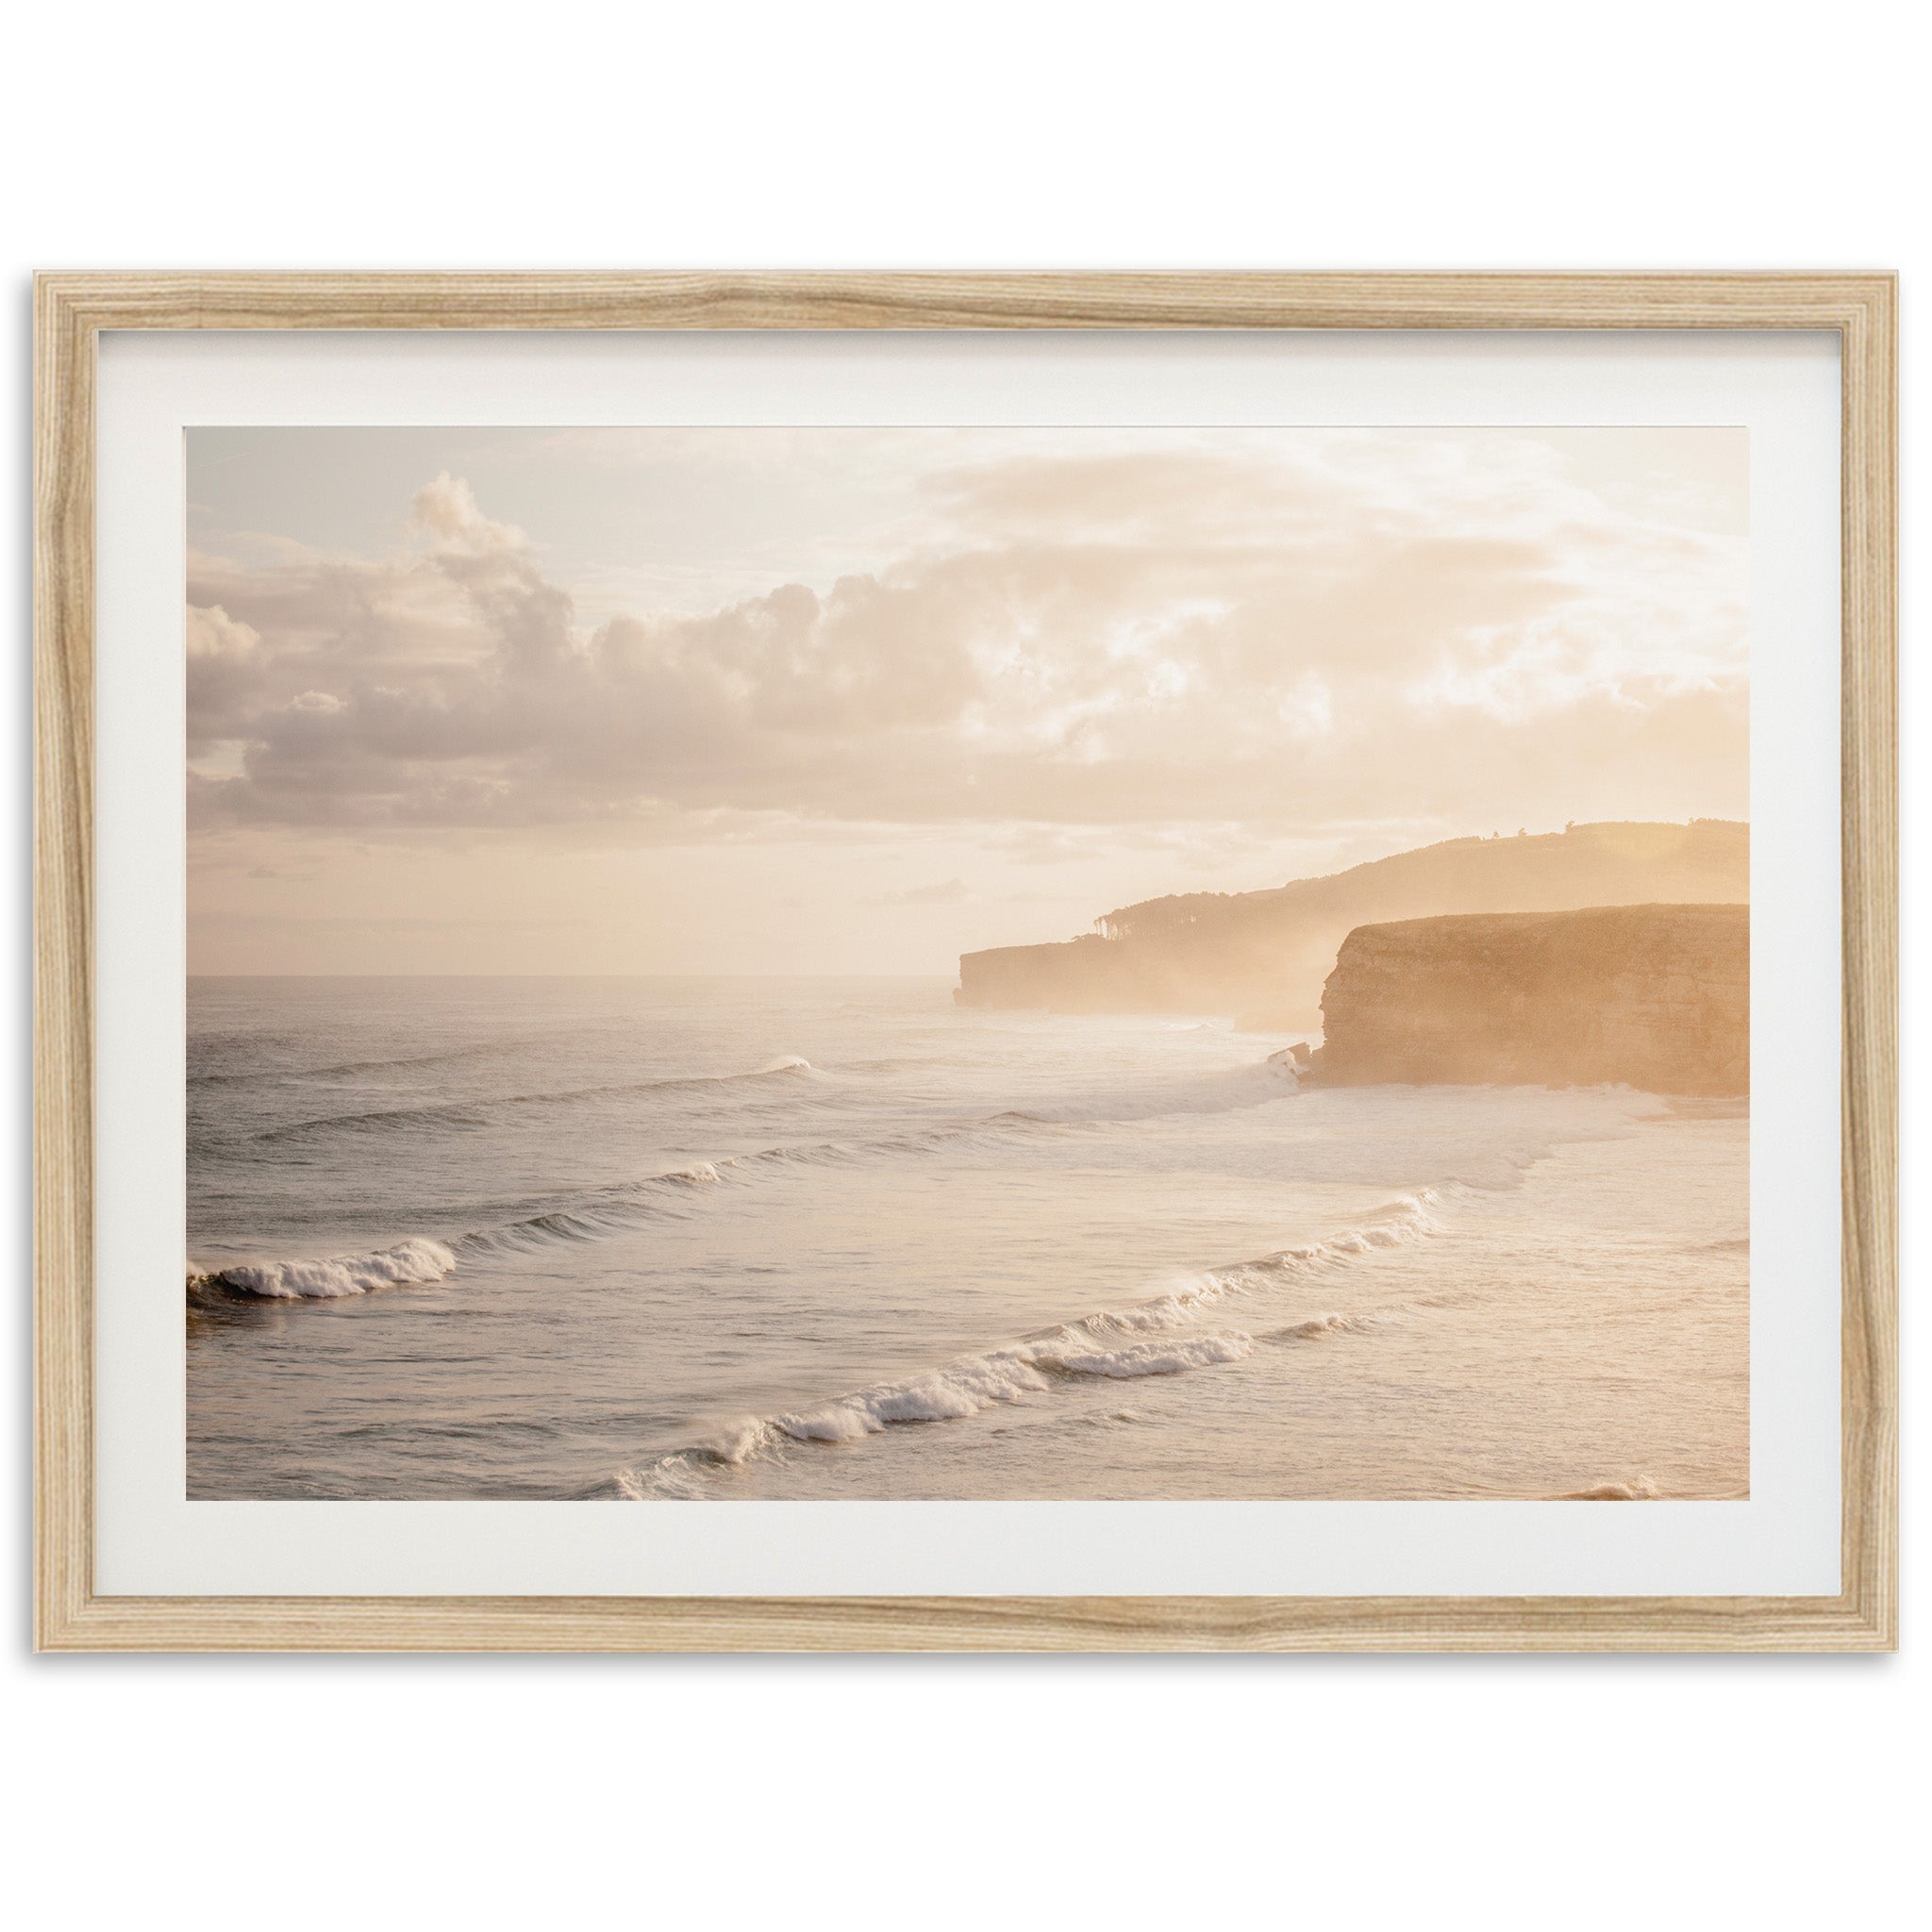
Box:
186;976;1748;1501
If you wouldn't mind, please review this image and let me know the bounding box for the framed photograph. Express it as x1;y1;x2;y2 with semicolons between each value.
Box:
34;274;1896;1651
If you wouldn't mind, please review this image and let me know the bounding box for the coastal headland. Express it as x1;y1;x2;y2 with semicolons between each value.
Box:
1310;902;1748;1096
956;819;1749;1033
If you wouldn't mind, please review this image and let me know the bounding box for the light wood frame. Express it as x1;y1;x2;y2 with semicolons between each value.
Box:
34;273;1898;1652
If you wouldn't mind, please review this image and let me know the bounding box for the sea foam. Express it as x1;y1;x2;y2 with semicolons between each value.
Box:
193;1236;458;1300
610;1191;1448;1498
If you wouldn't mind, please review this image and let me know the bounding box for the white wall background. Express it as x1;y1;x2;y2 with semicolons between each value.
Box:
2;4;1920;1926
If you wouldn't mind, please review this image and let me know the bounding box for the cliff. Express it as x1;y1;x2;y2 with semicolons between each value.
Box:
1313;903;1748;1095
956;819;1749;1029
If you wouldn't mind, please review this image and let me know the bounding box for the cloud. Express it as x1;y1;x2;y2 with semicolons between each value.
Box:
184;435;1747;840
409;472;527;554
186;604;265;747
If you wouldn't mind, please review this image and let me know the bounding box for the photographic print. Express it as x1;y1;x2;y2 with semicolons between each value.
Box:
184;424;1750;1506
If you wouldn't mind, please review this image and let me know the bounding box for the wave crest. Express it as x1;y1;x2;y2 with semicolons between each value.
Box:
192;1237;458;1301
608;1192;1449;1498
613;1324;1256;1496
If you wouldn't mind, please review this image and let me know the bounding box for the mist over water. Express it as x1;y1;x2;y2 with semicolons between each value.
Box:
187;976;1747;1501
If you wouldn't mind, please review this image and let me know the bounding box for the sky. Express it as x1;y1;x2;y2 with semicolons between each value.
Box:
185;425;1749;974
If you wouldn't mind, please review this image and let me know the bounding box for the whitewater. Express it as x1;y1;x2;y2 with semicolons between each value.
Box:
187;976;1749;1501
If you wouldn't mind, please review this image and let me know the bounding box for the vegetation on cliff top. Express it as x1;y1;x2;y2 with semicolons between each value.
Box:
958;819;1749;1030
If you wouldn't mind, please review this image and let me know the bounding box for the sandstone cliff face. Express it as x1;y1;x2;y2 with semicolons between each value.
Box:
956;820;1748;1029
1315;903;1748;1095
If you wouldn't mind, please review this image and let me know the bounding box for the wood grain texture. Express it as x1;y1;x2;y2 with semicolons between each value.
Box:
1836;278;1900;1655
23;1589;1907;1654
18;270;1908;337
34;274;96;1658
32;273;1899;1653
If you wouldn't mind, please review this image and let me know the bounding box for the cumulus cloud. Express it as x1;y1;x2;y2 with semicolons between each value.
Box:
186;604;265;747
185;434;1747;841
409;472;528;554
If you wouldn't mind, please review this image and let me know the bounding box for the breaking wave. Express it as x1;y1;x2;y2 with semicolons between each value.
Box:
192;1237;458;1301
186;1127;972;1304
201;1070;1310;1306
611;1328;1257;1497
608;1190;1447;1498
195;1054;1506;1323
188;1161;737;1299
